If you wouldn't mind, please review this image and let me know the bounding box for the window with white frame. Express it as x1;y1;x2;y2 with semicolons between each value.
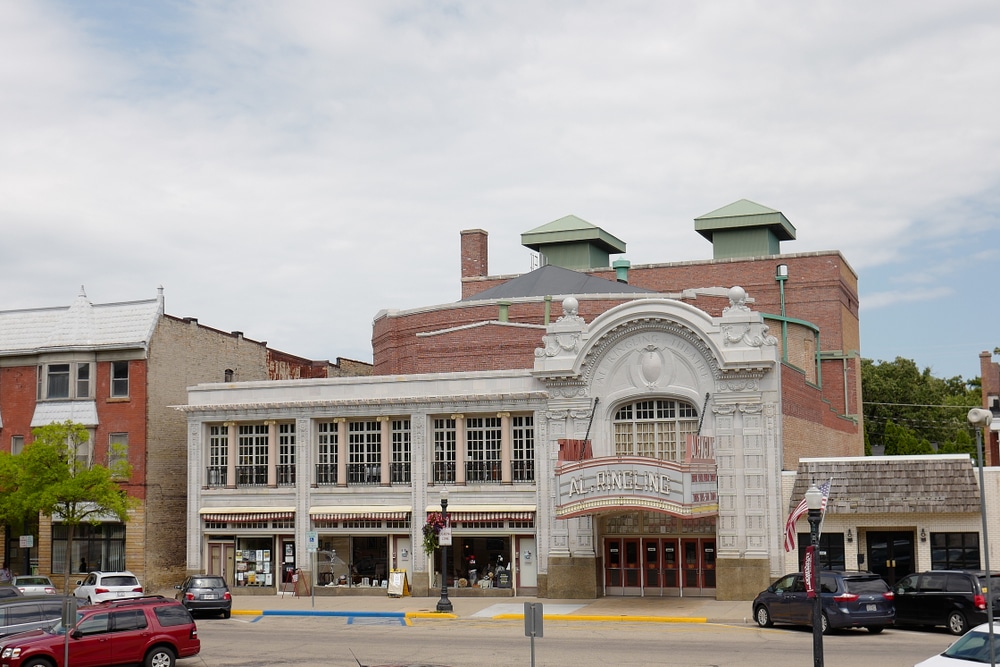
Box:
348;420;380;484
277;422;295;485
432;418;456;483
108;433;128;478
466;416;502;482
613;399;699;462
37;362;94;400
316;421;338;484
111;361;129;398
73;429;95;470
208;425;228;486
11;435;25;456
391;419;411;484
237;424;268;485
512;415;535;482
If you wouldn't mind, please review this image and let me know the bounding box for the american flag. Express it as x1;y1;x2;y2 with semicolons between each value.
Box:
783;479;832;552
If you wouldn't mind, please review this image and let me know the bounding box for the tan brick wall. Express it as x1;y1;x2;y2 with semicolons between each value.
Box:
143;317;273;591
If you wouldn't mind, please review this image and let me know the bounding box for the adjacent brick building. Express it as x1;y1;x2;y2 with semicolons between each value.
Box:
0;287;369;591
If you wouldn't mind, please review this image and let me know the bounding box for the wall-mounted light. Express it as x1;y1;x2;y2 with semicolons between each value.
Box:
846;528;853;543
920;528;927;542
775;264;789;281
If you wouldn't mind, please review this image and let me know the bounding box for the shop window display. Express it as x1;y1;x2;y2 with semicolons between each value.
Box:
235;539;272;587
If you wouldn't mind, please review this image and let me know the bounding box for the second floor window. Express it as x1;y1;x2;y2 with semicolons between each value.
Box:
348;420;380;484
38;362;93;400
433;418;456;483
613;399;699;462
108;433;128;478
512;415;535;482
391;419;411;484
111;361;129;397
466;416;502;483
277;423;295;485
238;424;268;485
207;425;228;486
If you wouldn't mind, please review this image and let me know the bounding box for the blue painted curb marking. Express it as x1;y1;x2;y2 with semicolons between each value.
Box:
257;610;406;618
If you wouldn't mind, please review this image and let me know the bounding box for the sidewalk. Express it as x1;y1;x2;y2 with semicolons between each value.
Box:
226;591;752;625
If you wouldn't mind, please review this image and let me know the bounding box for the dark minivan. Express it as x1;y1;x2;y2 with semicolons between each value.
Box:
753;571;895;633
894;570;1000;635
0;597;64;637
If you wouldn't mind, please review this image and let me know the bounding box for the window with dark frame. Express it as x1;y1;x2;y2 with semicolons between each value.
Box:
111;361;129;398
796;532;847;571
930;532;981;570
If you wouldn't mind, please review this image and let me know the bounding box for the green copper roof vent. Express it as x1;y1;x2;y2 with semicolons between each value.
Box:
694;199;796;259
521;215;626;270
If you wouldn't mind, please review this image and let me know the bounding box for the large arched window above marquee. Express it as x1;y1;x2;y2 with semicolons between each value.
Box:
613;398;699;463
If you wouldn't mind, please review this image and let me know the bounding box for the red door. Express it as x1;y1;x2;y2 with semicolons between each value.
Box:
605;539;622;587
623;539;641;587
663;539;678;588
682;539;701;589
643;539;661;589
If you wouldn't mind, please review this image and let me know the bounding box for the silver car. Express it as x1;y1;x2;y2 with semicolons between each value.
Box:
12;576;57;595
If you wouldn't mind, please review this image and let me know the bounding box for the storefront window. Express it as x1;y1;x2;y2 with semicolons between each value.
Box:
51;523;125;574
453;537;511;588
235;538;273;587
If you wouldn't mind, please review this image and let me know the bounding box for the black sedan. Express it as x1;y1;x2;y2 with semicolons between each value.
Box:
175;574;232;618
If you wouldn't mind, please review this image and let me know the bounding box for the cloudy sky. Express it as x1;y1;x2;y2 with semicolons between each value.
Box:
2;1;998;382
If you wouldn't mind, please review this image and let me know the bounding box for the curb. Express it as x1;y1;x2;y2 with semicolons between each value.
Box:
232;609;709;623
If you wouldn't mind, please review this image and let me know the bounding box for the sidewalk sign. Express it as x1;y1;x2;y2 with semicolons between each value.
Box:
387;569;410;597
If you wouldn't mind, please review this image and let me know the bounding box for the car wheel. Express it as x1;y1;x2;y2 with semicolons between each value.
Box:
947;611;967;635
222;609;231;619
867;626;884;634
23;659;54;667
145;645;175;667
754;605;773;628
821;613;831;635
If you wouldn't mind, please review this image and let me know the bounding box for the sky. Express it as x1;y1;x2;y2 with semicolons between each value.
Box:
1;1;999;382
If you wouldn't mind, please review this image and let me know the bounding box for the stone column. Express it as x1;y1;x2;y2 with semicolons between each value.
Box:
452;414;466;485
225;421;237;489
335;418;348;488
266;420;277;487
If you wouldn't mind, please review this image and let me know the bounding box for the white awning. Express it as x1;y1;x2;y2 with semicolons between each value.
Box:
310;505;411;521
423;504;536;521
200;507;295;522
31;401;99;427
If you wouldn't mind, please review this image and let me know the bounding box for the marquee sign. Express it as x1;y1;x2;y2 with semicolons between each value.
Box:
555;456;717;519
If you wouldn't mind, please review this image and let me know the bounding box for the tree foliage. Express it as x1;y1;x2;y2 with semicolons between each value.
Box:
0;421;134;593
862;357;981;456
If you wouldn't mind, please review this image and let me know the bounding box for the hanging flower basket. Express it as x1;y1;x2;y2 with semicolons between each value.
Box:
422;512;446;554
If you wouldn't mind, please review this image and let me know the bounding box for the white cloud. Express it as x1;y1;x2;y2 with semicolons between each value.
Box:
1;0;999;372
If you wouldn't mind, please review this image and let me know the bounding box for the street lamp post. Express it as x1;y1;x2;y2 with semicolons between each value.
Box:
436;489;453;613
969;408;995;667
806;484;825;667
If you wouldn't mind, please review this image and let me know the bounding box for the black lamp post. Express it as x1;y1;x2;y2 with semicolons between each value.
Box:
436;489;453;613
969;408;995;667
806;483;825;667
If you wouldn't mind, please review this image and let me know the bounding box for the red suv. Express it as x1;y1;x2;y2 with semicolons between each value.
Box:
0;595;200;667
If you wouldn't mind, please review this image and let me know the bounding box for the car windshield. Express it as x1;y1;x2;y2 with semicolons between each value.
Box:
843;577;888;594
101;576;138;586
47;612;84;636
190;578;225;587
942;629;1000;663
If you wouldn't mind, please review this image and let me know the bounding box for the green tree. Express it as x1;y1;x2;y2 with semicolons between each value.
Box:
0;421;134;594
862;356;981;455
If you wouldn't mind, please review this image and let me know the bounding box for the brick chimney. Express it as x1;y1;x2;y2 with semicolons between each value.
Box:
461;229;489;279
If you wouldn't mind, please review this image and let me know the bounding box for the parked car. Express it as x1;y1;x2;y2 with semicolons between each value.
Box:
12;576;57;596
915;622;1000;665
0;595;200;667
72;571;143;604
0;586;23;599
894;570;1000;635
752;570;895;633
175;575;232;618
0;597;64;638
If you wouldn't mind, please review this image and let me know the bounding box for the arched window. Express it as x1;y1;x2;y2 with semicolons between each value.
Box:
613;399;699;462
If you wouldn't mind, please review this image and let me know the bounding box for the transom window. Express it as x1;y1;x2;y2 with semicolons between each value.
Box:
613;399;699;462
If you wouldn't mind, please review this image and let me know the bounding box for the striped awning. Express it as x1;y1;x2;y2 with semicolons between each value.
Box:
200;507;295;522
424;504;536;522
309;505;411;521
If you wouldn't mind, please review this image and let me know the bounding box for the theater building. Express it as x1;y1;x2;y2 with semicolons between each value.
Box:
181;200;890;600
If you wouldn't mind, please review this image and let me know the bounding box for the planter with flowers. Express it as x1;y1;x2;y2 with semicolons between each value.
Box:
422;512;446;554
